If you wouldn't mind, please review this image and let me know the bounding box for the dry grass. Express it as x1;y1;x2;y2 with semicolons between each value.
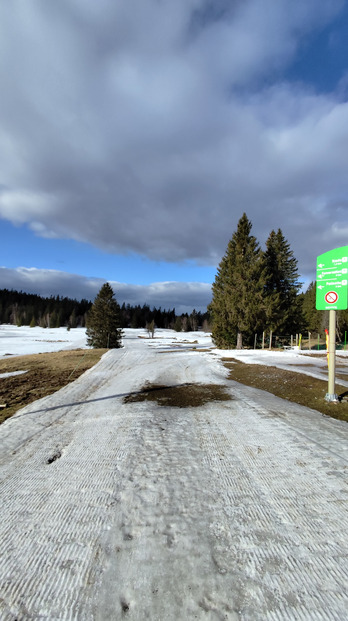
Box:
0;349;106;424
223;359;348;423
124;382;232;408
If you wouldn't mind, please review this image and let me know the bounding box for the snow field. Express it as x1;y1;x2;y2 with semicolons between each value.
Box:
0;329;347;619
0;325;88;358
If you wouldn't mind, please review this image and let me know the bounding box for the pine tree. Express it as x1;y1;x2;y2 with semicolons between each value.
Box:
300;282;323;333
174;316;182;332
69;308;77;329
86;283;123;349
337;308;348;343
190;309;199;331
209;213;265;349
263;229;302;335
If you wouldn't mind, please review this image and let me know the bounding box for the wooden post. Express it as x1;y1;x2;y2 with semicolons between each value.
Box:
269;330;272;350
326;310;338;401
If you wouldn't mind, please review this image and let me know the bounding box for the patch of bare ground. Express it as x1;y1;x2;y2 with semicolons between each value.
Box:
223;359;348;422
0;349;106;424
124;382;232;408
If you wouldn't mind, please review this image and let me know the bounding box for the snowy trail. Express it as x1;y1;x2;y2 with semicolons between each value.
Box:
0;332;348;620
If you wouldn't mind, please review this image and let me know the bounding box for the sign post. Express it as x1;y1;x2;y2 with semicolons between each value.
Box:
316;246;348;402
327;310;337;400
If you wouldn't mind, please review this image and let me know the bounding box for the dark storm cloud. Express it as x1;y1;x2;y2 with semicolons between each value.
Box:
0;0;347;273
0;267;211;314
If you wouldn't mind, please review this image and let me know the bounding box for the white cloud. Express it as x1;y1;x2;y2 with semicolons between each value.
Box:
0;190;58;228
0;0;347;274
0;267;211;314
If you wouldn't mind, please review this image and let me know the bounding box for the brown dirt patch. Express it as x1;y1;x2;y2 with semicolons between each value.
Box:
0;349;106;424
124;382;232;408
223;360;348;423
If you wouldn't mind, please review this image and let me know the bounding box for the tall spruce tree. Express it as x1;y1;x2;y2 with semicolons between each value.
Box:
86;283;123;348
300;281;322;333
209;213;265;349
263;229;301;335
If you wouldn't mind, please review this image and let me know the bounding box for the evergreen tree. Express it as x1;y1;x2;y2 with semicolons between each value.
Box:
263;229;302;334
86;283;123;349
300;282;348;342
337;308;348;343
69;308;77;329
300;281;323;334
190;309;199;331
174;316;182;332
50;310;59;328
209;213;265;349
182;314;191;332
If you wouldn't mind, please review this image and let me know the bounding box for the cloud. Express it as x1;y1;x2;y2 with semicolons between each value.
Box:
0;0;347;272
0;267;211;314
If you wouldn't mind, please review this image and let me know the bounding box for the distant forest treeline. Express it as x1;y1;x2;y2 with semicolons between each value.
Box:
1;286;348;342
0;289;210;332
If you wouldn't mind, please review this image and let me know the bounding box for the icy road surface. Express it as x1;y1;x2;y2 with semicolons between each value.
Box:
1;331;348;620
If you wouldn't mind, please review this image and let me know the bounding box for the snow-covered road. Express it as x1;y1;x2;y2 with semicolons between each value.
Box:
1;331;348;620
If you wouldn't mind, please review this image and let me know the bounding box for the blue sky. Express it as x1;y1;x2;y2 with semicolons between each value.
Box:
285;4;348;92
0;0;348;312
0;221;216;285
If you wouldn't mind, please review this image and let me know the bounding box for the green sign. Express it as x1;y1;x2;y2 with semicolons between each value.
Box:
316;246;348;310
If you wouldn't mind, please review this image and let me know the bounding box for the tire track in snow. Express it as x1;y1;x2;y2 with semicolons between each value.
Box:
0;341;213;620
0;412;135;620
94;402;239;621
230;382;348;463
0;348;129;460
0;344;153;620
195;394;348;620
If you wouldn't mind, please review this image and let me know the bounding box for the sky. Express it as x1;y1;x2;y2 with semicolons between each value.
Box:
0;0;348;314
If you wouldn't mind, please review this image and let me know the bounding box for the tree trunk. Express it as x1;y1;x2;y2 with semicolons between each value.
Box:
236;331;243;349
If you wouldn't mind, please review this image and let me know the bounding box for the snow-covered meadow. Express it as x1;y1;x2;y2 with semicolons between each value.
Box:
0;324;88;357
1;324;347;387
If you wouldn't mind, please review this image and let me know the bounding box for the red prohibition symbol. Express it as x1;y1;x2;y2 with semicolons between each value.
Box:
325;291;338;304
